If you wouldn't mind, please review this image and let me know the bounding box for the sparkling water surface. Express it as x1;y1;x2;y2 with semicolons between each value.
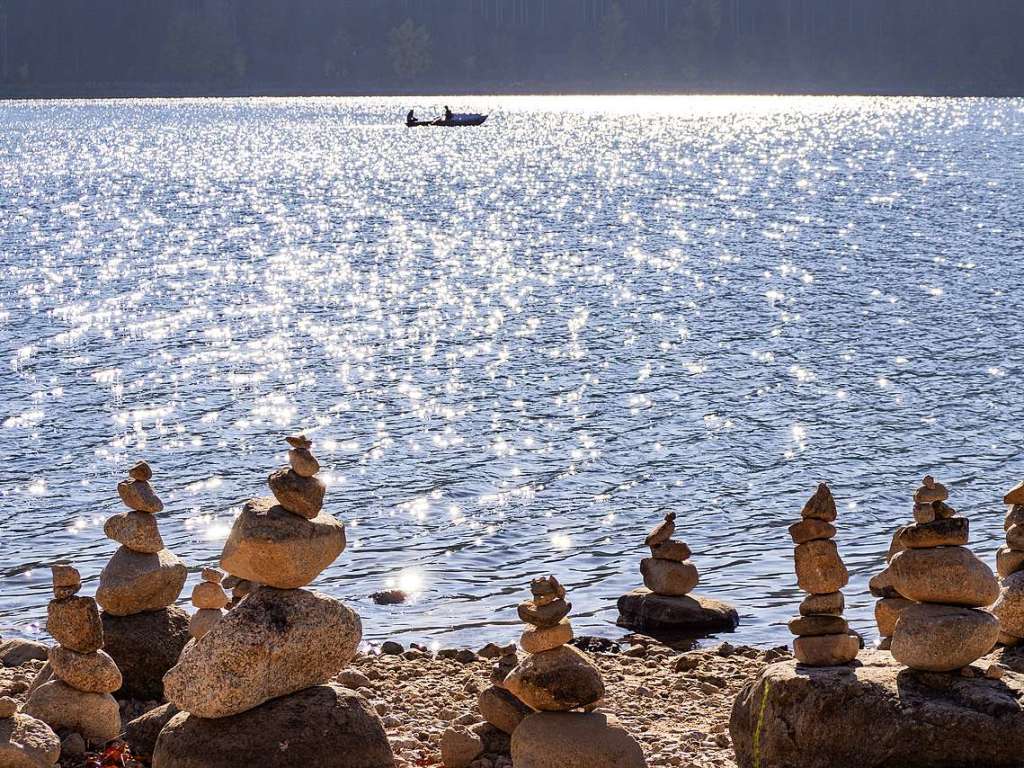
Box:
1;95;1022;650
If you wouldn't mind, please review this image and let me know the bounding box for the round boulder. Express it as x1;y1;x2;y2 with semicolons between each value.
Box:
891;603;999;672
102;606;191;700
22;680;120;745
503;645;604;712
511;712;646;768
96;547;187;616
616;589;739;634
152;683;393;768
889;547;999;607
639;558;698;596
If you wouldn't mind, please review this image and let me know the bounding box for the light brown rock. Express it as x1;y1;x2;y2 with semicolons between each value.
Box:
889;546;999;607
896;517;968;549
997;546;1024;578
891;603;999;672
794;540;848;594
0;698;16;719
103;511;164;554
288;448;320;478
788;518;836;544
792;633;859;666
799;592;844;616
46;597;103;654
1006;523;1024;551
520;619;572;653
530;575;566;602
933;501;957;519
0;711;60;768
0;639;49;667
477;686;532;734
517;598;571;628
875;597;915;637
801;483;837;522
887;526;909;563
912;503;936;524
649;540;691;561
219;498;346;589
914;476;948;504
117;479;163;513
1006;505;1024;531
639;558;698;596
48;647;121;694
992;570;1024;637
440;725;483;768
644;513;676;547
128;461;153;481
191;582;229;610
50;566;80;593
285;434;312;450
788;615;848;637
267;468;325;519
201;567;224;583
164;587;361;718
96;547;187;616
188;609;223;640
511;711;646;768
503;645;604;712
868;566;901;599
22;680;120;745
1004;481;1024;506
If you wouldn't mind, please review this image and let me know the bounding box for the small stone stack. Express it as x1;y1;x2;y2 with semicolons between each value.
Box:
990;480;1024;646
505;577;645;768
155;435;393;768
788;484;858;666
0;695;60;768
617;513;738;634
189;568;229;640
889;475;1000;672
97;461;190;701
24;566;121;746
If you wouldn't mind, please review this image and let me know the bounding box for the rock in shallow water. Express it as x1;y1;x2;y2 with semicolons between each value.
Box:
163;587;361;718
616;588;739;634
0;712;60;768
512;712;646;768
102;606;190;701
96;547;187;616
153;683;393;768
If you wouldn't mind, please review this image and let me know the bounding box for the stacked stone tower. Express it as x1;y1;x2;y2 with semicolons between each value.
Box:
789;484;858;666
991;480;1024;646
154;435;393;768
188;568;229;640
24;566;121;745
889;476;1000;671
97;461;190;700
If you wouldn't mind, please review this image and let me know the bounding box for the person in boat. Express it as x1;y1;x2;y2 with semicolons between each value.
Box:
406;109;417;127
443;105;453;123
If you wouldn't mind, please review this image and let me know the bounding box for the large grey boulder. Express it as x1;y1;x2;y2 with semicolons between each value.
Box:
616;589;739;634
152;683;394;768
102;606;191;701
163;587;361;718
511;712;646;768
730;648;1024;768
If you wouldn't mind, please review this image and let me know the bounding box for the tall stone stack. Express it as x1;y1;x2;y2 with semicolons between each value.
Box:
506;577;646;768
153;435;394;768
23;566;121;746
990;480;1024;646
97;461;190;701
889;475;1000;671
617;513;738;634
188;568;229;640
788;484;858;666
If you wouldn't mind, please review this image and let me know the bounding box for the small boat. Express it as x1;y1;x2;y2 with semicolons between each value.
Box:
407;112;488;128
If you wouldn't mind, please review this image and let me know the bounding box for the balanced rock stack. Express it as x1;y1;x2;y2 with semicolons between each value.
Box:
154;435;393;768
97;461;190;700
870;519;917;650
617;513;738;634
189;568;229;640
888;476;1000;671
788;484;858;666
506;577;646;768
0;694;60;768
990;480;1024;647
23;566;122;746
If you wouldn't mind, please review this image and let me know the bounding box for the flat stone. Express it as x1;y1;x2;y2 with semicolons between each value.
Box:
477;686;532;734
914;476;948;504
440;725;483;768
503;645;604;711
801;483;837;522
512;711;646;768
164;587;361;718
0;639;50;667
288;448;320;478
997;546;1024;578
897;517;969;549
22;680;120;745
799;592;844;616
650;539;691;561
96;547;187;615
103;511;164;554
1006;505;1024;531
992;570;1024;637
792;633;859;666
517;598;571;628
219;497;346;589
730;649;1024;768
46;597;103;654
117;479;163;513
788;518;836;544
267;468;325;519
788;615;848;637
520;619;573;654
890;546;999;607
868;566;901;598
891;603;999;672
191;582;228;610
47;647;121;694
153;683;393;768
644;513;676;547
0;712;60;768
640;558;699;596
1006;482;1024;506
188;608;223;640
875;597;915;637
794;540;848;594
616;589;739;634
124;703;178;762
200;567;224;583
102;606;190;700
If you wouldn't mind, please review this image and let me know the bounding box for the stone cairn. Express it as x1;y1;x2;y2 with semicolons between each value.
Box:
888;475;1000;671
617;513;738;634
788;484;858;666
503;577;646;768
24;566;122;746
96;461;189;700
155;435;393;768
0;694;59;768
991;480;1024;646
189;568;229;640
870;508;918;650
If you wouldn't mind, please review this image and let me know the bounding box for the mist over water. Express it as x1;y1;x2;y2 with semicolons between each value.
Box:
1;95;1022;649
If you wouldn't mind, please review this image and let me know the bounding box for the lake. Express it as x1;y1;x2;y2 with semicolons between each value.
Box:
1;95;1022;649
